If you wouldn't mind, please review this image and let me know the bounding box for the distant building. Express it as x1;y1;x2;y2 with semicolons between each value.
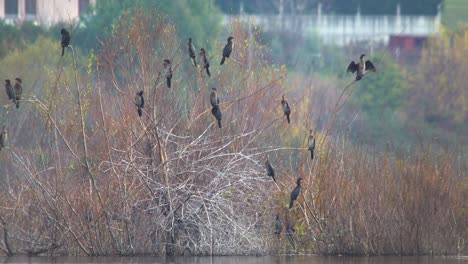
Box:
389;35;429;64
389;35;427;50
0;0;96;26
224;4;441;47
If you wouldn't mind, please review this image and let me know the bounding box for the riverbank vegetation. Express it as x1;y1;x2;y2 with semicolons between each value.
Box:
0;4;466;257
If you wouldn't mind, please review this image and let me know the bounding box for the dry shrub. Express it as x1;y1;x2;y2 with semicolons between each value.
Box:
283;138;466;256
0;11;287;256
0;9;465;257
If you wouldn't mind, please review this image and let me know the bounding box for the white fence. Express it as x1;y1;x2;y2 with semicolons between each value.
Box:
223;13;440;46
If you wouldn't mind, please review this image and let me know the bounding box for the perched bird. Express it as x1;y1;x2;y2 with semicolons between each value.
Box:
134;90;144;117
346;54;376;81
285;224;296;249
61;28;71;56
130;204;138;224
274;214;282;235
5;80;15;104
281;95;291;124
0;126;7;151
86;208;93;223
210;87;219;107
14;78;22;109
188;38;197;67
211;105;222;128
199;48;210;77
308;130;315;160
220;36;234;65
265;154;276;182
289;178;302;209
163;59;172;88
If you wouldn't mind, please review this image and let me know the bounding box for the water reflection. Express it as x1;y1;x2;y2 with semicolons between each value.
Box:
0;256;465;264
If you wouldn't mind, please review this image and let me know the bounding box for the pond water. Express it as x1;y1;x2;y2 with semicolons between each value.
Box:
0;256;466;264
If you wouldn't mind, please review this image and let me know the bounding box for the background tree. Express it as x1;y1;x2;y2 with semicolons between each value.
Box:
67;0;222;52
405;25;468;143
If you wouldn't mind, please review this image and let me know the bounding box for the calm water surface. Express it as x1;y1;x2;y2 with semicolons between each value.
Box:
0;256;466;264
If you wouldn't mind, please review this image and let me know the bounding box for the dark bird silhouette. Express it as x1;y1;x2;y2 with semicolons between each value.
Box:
188;38;197;67
210;87;219;107
281;95;291;124
86;208;93;223
14;78;22;109
285;224;296;249
163;59;173;88
274;214;282;235
346;54;376;80
0;126;7;151
130;204;138;224
61;28;71;56
211;105;222;128
220;36;234;65
308;130;315;160
134;90;144;117
265;154;276;182
289;178;302;209
199;48;210;77
5;80;15;104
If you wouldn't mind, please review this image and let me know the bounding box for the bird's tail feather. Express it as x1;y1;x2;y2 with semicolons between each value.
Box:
16;101;19;109
191;57;197;66
220;56;225;65
166;77;171;88
137;108;142;117
310;150;314;160
62;47;65;56
206;67;211;77
217;119;222;128
289;200;293;209
286;114;290;124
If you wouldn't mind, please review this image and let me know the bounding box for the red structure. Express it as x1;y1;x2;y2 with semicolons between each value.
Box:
389;35;427;50
389;35;428;64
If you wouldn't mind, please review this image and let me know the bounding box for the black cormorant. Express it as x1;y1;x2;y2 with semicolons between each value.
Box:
188;38;197;66
200;48;210;77
211;105;222;128
308;130;315;160
346;54;376;81
163;59;173;88
289;178;302;209
220;36;234;65
0;126;7;151
135;90;144;117
61;28;71;56
4;80;14;104
274;214;282;235
14;78;22;109
265;154;276;182
210;87;219;107
281;95;291;124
